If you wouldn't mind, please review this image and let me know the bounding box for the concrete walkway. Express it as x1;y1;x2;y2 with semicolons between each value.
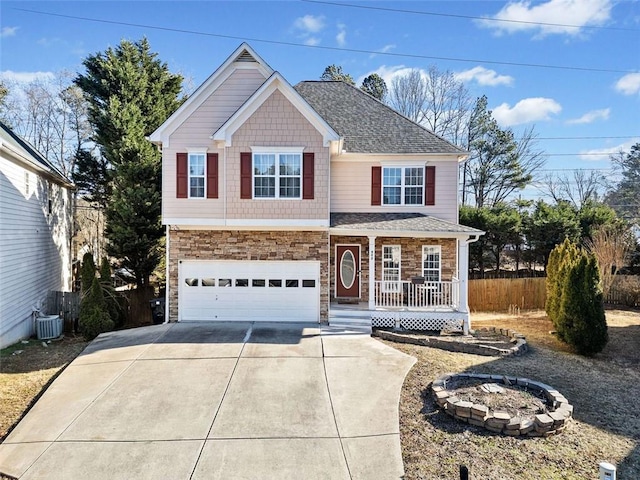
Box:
0;322;415;479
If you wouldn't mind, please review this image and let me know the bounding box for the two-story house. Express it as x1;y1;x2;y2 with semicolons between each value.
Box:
149;43;482;333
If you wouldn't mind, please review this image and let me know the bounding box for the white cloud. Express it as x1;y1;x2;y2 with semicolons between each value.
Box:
455;66;514;87
0;70;55;84
492;97;562;126
1;26;18;38
566;108;610;124
614;73;640;95
579;139;639;161
356;65;413;87
304;37;320;46
294;14;325;34
380;44;396;53
336;23;346;47
477;0;612;37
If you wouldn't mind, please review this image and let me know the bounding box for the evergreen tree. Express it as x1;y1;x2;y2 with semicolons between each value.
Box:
75;38;183;288
607;143;640;225
545;238;579;333
79;276;114;340
320;65;355;85
558;253;608;355
360;73;387;101
80;252;96;294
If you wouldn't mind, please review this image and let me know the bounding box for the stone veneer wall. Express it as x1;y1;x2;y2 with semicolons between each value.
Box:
168;230;329;322
329;236;457;302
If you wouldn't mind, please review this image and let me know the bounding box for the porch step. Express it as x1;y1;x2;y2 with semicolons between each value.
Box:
328;311;372;333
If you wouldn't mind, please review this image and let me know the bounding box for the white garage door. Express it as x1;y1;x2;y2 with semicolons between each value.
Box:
178;260;320;322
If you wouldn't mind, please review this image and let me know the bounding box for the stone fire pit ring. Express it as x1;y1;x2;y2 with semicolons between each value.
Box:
431;373;574;437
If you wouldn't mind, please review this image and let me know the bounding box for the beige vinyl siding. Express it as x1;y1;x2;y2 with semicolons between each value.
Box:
226;90;329;220
162;68;267;221
0;156;73;348
331;158;459;223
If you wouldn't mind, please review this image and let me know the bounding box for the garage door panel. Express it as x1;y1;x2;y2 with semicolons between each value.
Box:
179;261;320;322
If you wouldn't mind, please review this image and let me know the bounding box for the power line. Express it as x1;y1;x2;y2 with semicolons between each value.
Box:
303;0;640;33
11;7;638;75
535;136;639;140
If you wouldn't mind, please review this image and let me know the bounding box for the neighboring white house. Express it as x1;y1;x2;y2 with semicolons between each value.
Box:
0;121;74;349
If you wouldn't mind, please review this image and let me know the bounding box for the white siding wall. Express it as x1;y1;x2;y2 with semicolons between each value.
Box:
162;68;267;221
0;157;73;348
331;157;460;223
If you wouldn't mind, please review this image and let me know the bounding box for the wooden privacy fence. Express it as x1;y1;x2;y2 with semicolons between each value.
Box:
469;275;640;312
46;291;80;331
469;277;546;312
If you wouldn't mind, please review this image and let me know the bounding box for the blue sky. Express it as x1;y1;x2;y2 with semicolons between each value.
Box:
1;1;639;199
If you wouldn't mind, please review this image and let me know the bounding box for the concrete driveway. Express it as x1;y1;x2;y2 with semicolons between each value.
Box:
0;322;415;479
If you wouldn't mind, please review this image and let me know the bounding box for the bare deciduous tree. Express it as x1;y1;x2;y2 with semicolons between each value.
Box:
388;66;471;146
540;169;607;208
0;71;91;178
585;225;633;296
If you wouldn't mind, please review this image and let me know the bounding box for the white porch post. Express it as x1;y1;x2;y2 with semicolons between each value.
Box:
368;236;376;310
458;239;470;334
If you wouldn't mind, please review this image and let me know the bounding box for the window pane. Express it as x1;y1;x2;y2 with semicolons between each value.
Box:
202;278;216;286
405;167;423;186
189;155;205;175
252;279;266;287
286;279;299;287
383;168;402;186
383;246;401;282
235;279;249;287
279;177;300;198
254;177;275;198
423;246;441;282
219;278;231;287
405;187;423;205
383;186;401;205
190;177;205;198
185;278;199;287
254;154;276;175
302;280;316;287
279;154;301;175
269;279;282;287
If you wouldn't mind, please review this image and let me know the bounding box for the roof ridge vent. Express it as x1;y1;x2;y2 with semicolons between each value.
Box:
235;49;257;63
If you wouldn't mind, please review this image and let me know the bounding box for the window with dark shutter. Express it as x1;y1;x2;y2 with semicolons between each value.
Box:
303;152;314;199
425;165;436;206
206;153;218;199
176;153;188;198
371;166;382;206
240;152;252;199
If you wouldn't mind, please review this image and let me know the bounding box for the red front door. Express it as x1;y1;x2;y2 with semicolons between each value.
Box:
336;245;360;298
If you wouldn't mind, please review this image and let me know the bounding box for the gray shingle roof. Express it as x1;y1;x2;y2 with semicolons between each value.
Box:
294;81;466;155
330;212;483;236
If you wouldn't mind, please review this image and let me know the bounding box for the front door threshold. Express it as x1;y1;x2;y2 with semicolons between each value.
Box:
336;297;360;305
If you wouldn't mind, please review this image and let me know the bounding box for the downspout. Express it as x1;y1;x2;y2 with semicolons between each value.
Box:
165;224;170;323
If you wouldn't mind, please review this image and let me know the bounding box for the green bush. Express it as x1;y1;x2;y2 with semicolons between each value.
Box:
99;257;124;327
79;276;114;340
547;240;608;356
557;254;608;355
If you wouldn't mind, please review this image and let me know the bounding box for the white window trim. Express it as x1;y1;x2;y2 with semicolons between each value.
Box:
422;245;442;282
252;151;303;200
382;166;425;206
188;152;207;199
382;245;401;292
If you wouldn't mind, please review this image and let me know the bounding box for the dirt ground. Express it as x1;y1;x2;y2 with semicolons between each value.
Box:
387;307;640;480
0;335;88;441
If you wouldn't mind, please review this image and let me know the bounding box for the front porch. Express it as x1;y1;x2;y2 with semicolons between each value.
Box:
329;213;483;334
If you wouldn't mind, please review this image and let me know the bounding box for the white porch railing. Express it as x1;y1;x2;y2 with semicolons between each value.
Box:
374;279;459;310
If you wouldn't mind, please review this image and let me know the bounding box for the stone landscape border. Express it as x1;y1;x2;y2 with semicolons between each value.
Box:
373;327;528;357
431;373;574;437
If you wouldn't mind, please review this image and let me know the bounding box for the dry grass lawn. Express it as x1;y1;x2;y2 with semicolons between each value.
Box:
386;308;640;480
0;335;88;441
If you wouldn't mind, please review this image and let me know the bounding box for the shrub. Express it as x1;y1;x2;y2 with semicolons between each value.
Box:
546;238;579;333
79;276;114;340
99;257;124;327
557;254;608;356
80;252;96;295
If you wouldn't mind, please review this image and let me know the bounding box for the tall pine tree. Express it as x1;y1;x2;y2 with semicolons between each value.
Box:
75;38;183;288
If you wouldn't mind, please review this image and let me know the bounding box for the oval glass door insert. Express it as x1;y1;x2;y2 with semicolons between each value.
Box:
340;250;356;290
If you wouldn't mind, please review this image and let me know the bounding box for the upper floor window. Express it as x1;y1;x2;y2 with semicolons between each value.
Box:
383;167;423;205
189;153;206;198
253;152;301;199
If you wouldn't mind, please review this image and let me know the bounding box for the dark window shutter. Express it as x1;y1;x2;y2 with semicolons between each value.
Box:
206;153;218;199
240;152;252;199
303;152;314;199
425;165;436;206
371;166;382;206
176;153;188;198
